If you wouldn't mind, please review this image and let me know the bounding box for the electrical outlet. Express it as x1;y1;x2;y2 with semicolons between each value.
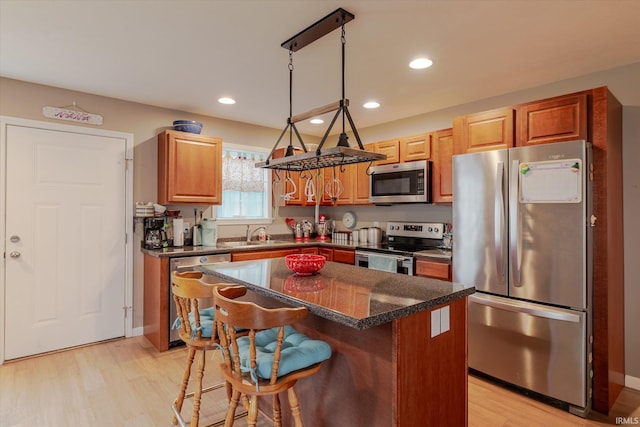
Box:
183;222;190;235
441;306;450;333
430;305;450;337
431;310;441;338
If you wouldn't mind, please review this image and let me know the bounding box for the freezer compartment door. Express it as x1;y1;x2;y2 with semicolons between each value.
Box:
468;293;588;408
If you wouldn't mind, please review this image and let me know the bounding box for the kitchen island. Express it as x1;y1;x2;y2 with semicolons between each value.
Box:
200;258;474;427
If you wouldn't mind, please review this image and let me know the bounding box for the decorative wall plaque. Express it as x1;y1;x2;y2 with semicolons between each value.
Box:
42;105;103;125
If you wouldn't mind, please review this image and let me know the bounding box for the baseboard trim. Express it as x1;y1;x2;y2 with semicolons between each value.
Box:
625;375;640;391
131;326;144;337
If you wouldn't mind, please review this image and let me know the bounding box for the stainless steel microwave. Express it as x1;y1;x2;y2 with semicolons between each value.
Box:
369;160;432;204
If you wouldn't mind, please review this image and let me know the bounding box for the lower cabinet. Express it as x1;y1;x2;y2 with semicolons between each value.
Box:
333;248;355;264
318;247;355;264
318;247;333;261
415;258;451;281
143;254;170;352
231;248;301;262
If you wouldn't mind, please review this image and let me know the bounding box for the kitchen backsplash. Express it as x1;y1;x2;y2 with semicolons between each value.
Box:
159;203;452;242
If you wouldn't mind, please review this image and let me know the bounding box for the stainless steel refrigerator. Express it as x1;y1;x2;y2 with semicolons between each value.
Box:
452;140;593;416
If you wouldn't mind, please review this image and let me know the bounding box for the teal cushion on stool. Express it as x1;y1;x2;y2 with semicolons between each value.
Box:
172;307;215;338
237;325;332;379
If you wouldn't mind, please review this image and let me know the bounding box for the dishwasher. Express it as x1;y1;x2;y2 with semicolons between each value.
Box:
168;253;231;347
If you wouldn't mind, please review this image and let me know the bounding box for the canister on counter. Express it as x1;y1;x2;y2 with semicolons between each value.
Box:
359;228;369;244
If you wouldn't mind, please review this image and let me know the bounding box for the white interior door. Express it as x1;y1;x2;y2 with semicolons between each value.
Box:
3;122;128;360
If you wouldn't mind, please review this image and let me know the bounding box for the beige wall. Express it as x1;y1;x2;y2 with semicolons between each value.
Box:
1;61;638;380
0;77;305;338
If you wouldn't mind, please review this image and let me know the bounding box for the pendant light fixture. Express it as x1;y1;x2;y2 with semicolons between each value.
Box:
256;8;386;171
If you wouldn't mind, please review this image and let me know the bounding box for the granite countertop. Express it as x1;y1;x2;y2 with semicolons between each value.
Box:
142;239;365;258
199;258;474;330
141;240;453;261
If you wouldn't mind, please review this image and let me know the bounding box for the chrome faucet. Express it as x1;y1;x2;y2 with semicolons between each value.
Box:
246;225;267;242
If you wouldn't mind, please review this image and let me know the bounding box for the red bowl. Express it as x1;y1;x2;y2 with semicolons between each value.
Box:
285;254;326;276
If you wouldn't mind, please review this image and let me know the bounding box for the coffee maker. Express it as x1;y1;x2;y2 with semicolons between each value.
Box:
144;217;167;249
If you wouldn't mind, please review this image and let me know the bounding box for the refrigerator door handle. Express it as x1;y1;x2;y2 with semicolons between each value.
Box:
494;162;505;281
469;294;581;323
510;160;522;285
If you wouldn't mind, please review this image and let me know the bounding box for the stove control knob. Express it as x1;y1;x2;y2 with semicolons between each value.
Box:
428;227;433;232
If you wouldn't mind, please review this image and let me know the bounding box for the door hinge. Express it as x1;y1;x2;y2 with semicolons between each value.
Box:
123;305;132;318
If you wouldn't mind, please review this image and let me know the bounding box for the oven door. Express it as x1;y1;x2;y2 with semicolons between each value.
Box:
355;251;414;275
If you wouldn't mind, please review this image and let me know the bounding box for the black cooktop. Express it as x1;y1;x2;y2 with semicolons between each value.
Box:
356;241;442;257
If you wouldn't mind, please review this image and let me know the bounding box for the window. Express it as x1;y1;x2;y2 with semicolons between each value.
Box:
216;144;272;224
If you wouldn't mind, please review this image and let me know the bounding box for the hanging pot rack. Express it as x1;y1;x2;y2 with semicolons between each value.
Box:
256;8;386;172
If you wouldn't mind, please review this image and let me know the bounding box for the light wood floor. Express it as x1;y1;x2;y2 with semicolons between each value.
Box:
1;336;638;426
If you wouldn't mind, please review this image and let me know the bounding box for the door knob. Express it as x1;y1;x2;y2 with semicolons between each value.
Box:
10;235;20;243
9;251;21;258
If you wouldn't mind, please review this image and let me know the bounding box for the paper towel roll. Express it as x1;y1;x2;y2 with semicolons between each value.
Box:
173;218;184;247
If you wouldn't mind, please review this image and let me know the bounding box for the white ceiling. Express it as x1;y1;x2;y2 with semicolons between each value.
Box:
2;0;640;137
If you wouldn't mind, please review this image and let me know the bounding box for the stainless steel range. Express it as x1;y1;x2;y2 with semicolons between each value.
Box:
355;221;445;275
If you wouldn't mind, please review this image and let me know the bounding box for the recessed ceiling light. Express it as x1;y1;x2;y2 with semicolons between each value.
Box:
363;101;380;109
310;118;324;124
218;97;236;105
409;58;433;70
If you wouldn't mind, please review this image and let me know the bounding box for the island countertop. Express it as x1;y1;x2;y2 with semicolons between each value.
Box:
200;257;474;330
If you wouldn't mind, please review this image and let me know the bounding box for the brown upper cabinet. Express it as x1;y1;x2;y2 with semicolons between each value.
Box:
372;139;400;164
432;128;453;204
354;145;374;205
281;169;306;206
515;92;588;146
453;106;515;154
400;133;431;162
157;130;222;205
323;164;353;205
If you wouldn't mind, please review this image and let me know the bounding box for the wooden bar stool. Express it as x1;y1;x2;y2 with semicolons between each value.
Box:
170;271;242;427
213;285;332;427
